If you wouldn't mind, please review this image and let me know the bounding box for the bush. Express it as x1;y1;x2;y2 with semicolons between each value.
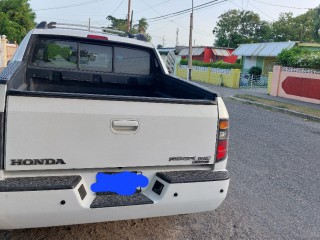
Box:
180;59;242;69
248;66;262;76
296;52;320;69
277;47;320;69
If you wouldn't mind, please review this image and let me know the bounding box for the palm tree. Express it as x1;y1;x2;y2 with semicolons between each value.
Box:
134;18;148;34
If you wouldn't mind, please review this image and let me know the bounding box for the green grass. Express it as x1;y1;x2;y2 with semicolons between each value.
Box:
233;94;320;118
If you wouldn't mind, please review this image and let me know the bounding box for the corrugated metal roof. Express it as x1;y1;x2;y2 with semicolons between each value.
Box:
232;42;295;57
157;48;175;53
212;48;230;57
178;47;205;56
157;48;175;55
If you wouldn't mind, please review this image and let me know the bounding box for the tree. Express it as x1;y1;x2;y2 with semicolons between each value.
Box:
106;15;151;41
0;0;36;43
272;10;315;42
133;18;148;34
106;15;127;32
313;6;320;42
213;10;272;48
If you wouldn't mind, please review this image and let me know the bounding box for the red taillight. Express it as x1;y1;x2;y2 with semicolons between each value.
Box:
216;119;229;162
217;140;228;161
87;35;108;40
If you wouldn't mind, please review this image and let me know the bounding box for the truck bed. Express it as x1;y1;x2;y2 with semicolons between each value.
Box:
5;63;217;104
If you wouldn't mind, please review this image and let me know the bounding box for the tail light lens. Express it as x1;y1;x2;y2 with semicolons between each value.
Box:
216;119;229;162
87;35;108;40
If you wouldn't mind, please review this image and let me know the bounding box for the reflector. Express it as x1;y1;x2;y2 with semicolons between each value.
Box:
219;120;229;130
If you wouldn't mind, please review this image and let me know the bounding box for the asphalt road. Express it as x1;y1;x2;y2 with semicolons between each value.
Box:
2;99;320;240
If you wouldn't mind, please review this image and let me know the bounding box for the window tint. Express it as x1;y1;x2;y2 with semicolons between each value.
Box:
114;47;150;75
31;39;151;75
79;44;112;72
32;40;77;69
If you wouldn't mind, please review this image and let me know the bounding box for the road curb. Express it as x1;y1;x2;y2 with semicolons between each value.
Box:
229;96;320;122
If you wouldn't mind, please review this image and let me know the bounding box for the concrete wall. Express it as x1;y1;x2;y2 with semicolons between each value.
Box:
0;37;5;68
0;36;18;68
270;65;320;104
267;72;272;94
176;65;241;89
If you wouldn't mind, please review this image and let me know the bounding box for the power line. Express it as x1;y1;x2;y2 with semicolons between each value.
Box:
110;0;125;16
147;0;225;22
145;0;226;38
34;0;107;11
228;0;275;21
136;0;172;14
248;1;276;20
252;0;313;10
147;0;227;23
140;0;163;16
246;0;249;10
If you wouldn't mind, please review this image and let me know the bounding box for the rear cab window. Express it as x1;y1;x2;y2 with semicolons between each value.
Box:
31;38;151;75
10;35;159;96
32;40;78;69
114;47;150;75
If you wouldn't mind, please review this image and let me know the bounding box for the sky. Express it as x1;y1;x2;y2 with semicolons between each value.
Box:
29;0;319;47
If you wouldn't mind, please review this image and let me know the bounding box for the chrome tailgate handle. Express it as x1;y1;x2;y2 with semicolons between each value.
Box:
111;120;139;134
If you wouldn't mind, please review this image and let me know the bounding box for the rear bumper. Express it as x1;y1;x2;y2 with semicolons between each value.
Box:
0;170;229;229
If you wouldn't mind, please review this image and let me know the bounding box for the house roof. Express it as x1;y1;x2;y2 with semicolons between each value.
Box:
178;47;205;56
178;47;232;57
232;42;295;57
157;48;176;54
212;48;230;57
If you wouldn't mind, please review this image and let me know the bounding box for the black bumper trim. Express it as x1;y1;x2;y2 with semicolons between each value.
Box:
90;192;154;208
156;170;229;184
0;175;82;192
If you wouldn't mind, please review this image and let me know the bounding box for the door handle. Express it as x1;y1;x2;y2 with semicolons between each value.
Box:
111;120;139;133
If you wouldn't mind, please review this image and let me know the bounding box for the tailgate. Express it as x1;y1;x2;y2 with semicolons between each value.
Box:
5;96;218;170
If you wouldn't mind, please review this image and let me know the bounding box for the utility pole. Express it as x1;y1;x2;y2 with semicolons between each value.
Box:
89;18;91;31
187;0;194;81
130;10;133;31
176;28;179;47
127;0;131;32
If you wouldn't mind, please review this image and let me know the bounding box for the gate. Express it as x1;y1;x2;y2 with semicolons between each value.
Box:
239;73;268;88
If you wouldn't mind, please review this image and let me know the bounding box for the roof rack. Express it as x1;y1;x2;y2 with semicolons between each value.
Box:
36;21;148;42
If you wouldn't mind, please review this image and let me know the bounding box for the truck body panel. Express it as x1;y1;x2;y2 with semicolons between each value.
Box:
6;95;218;170
0;168;229;229
0;23;230;229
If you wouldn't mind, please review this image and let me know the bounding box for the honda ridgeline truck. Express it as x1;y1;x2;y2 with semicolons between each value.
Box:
0;22;230;229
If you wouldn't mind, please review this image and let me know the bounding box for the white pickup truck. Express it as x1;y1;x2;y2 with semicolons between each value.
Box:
0;22;230;229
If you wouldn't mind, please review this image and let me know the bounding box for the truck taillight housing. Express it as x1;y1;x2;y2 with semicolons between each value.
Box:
87;34;108;40
216;119;229;162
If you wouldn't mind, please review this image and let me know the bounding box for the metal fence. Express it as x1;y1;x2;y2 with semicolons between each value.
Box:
239;73;268;88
